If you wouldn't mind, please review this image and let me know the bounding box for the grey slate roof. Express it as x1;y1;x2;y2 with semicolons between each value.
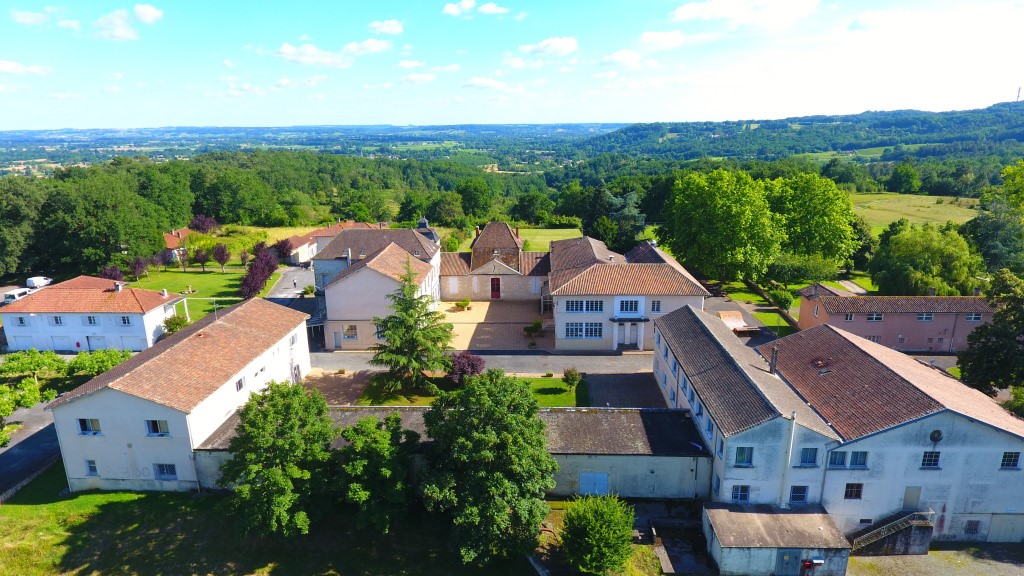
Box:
655;306;836;439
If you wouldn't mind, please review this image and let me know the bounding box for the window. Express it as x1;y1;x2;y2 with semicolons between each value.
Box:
651;300;662;313
52;315;64;326
705;419;713;436
897;336;906;344
717;439;724;456
921;451;941;469
735;446;753;467
926;338;934;343
679;374;688;394
86;460;99;477
145;420;169;437
828;451;847;468
799;447;818;467
688;389;694;403
153;463;177;481
671;359;678;376
565;322;584;339
585;300;603;313
844;313;854;322
566;300;584;313
965;520;981;535
16;316;28;326
584;322;603;338
790;486;808;504
343;325;358;339
375;324;385;340
850;451;868;468
120;316;131;326
867;313;883;322
813;304;819;317
731;485;750;503
235;378;245;391
78;418;101;435
655;330;661;346
1001;452;1021;469
917;312;934;322
619;300;639;314
937;337;944;344
85;315;98;326
866;335;881;343
713;474;720;496
966;313;982;322
859;518;873;525
289;333;298;346
845;483;863;500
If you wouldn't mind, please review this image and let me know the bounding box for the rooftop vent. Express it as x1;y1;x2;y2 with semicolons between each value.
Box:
114;282;122;292
161;288;168;297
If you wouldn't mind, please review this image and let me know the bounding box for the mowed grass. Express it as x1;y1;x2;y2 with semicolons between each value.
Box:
849;192;979;233
130;268;281;321
456;228;582;252
357;374;586;407
0;461;531;576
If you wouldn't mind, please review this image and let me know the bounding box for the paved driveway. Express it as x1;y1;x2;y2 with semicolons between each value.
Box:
311;351;654;375
267;265;314;298
440;301;554;352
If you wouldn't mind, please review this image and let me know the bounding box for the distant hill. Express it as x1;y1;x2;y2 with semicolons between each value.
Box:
575;101;1024;161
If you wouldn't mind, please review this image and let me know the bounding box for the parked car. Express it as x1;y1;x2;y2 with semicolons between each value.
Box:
2;287;32;306
26;276;53;288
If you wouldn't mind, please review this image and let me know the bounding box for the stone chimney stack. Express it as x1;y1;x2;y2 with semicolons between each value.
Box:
114;282;122;292
515;226;520;238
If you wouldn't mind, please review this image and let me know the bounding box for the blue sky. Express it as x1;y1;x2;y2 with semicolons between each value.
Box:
2;0;1023;129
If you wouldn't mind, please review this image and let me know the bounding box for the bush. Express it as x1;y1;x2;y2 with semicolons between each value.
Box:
562;367;583;392
99;265;124;281
189;214;219;233
67;349;132;377
767;288;795;311
561;495;635;575
303;284;316;295
544;214;583;229
455;298;471;310
523;319;543;336
448;350;486;384
766;252;839;287
163;314;191;335
1006;386;1024;418
442;236;460;252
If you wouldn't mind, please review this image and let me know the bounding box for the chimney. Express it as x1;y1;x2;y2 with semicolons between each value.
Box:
928;287;937;296
346;247;352;264
161;288;168;297
608;255;615;262
769;346;779;375
515;226;520;238
475;225;481;238
812;283;818;298
114;282;122;292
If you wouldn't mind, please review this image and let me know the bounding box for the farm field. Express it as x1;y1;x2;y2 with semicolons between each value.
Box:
849;192;979;234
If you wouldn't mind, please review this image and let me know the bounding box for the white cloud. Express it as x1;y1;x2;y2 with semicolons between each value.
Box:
519;37;578;57
400;60;424;69
639;30;688;50
478;3;509;15
362;82;395;90
299;34;312;41
602;49;645;69
403;73;436;84
443;0;475;17
342;38;392;55
277;43;353;68
301;74;328;86
593;70;619;79
57;19;80;30
369;19;403;34
223;59;234;68
108;72;123;80
49;92;84;100
308;93;326;101
0;84;12;92
104;85;122;93
503;55;543;69
464;76;516;92
514;11;528;21
275;78;292;88
433;63;461;72
94;9;138;41
671;0;819;30
273;76;328;89
133;4;163;24
0;60;51;75
11;8;51;25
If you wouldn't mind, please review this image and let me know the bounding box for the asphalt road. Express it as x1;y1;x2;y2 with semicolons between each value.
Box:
310;351;655;375
267;265;314;298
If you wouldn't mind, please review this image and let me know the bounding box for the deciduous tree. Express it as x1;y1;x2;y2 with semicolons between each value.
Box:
212;243;231;272
868;223;985;295
421;369;557;565
766;173;856;263
958;269;1024;396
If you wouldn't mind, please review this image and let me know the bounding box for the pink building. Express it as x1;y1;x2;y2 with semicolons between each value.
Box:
797;284;993;353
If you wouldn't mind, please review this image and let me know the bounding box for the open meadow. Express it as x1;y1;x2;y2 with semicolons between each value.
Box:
849;192;979;234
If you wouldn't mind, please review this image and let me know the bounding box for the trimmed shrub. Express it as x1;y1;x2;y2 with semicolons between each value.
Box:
562;367;583;392
767;288;795;311
561;495;635;575
448;351;486;384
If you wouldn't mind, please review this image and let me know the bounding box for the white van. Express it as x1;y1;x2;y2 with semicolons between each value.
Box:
26;276;53;288
2;288;32;306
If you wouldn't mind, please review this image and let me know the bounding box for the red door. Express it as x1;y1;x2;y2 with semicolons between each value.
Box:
490;277;501;299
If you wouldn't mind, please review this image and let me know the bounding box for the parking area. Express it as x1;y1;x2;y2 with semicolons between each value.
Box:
440;300;555;352
848;544;1024;576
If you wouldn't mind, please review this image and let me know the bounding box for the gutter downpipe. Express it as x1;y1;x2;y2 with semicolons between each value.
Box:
779;410;797;509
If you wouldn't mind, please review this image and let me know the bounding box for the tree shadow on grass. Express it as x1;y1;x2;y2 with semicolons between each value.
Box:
533;386;566;396
57;492;532;576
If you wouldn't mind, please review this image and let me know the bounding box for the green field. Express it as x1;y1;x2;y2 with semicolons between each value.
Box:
456;227;582;252
797;143;931;162
358;374;586;408
130;268;281;321
849;192;979;234
0;461;530;576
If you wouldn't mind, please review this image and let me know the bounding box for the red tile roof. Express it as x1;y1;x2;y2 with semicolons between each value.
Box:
471;221;523;250
325;243;433;288
520;252;550;277
48;299;308;413
548;237;708;297
163;228;191;249
759;325;1024;440
440;252;471;276
1;276;179;314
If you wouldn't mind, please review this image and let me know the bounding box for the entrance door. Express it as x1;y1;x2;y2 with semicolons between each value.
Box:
51;336;72;351
121;336;146;351
13;336;34;350
628;323;639;345
617;323;626;345
579;472;609;495
989;515;1024;542
903;486;922;511
490;277;501;299
775;549;803;576
87;335;106;351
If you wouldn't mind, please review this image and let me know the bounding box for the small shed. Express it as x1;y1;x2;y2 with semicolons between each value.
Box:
703;503;851;576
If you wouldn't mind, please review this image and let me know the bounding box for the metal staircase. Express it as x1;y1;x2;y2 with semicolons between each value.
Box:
852;509;935;551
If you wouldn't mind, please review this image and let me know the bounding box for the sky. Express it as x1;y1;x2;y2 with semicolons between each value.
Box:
1;0;1023;129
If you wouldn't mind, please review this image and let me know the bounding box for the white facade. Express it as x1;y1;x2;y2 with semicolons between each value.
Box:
554;294;705;352
51;323;310;492
2;305;177;352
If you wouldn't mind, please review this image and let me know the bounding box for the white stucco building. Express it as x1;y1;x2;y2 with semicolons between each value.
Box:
47;298;311;492
653;306;1024;546
1;275;181;352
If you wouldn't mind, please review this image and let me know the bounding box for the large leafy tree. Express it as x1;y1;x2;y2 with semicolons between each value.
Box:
958;269;1024;396
456;177;492;217
962;196;1024;274
766;173;856;263
220;381;336;537
887;163;922;194
370;263;453;394
560;495;635;575
657;169;785;280
337;413;420;534
868;222;986;295
0;176;48;276
421;369;557;565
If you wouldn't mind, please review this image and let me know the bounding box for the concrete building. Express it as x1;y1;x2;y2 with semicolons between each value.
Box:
1;275;181;352
797;283;992;353
47;298;310;492
703;504;851;576
550;237;709;351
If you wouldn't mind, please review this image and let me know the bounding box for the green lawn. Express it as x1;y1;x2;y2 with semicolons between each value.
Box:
357;374;587;407
753;311;797;338
847;271;878;293
456;228;582;252
132;269;281;322
849;192;979;233
0;461;531;576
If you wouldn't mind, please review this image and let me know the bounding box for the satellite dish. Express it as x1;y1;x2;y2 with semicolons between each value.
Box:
930;430;944;443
